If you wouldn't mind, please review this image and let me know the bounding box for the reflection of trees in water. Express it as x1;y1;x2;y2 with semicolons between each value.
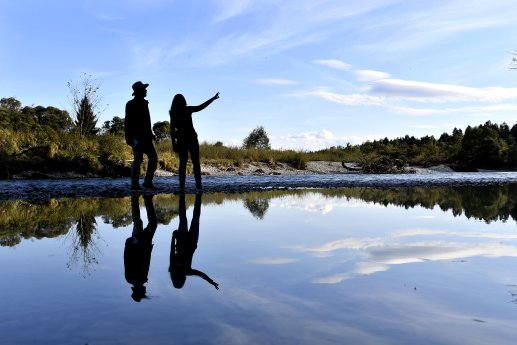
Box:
102;213;132;228
67;214;101;275
0;235;22;247
0;195;181;248
342;185;517;224
2;186;517;248
0;198;75;247
243;197;269;219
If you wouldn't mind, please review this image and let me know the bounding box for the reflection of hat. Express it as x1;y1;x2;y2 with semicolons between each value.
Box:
132;81;149;96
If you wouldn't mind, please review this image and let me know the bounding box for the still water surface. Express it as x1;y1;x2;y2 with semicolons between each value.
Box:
1;186;517;344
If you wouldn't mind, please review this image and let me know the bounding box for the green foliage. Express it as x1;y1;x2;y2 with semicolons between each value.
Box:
33;105;73;132
198;142;307;169
459;122;505;168
0;97;21;111
152;120;171;142
155;140;180;172
243;126;271;149
102;116;125;135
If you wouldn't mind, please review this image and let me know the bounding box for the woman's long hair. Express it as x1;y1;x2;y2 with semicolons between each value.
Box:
169;94;187;118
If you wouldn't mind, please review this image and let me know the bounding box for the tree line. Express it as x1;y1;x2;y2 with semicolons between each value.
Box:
1;92;516;178
313;121;517;170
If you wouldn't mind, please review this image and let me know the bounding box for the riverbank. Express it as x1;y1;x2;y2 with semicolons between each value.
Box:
155;160;456;177
10;160;453;179
1;169;517;202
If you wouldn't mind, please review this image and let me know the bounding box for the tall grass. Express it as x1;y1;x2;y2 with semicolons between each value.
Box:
1;128;357;178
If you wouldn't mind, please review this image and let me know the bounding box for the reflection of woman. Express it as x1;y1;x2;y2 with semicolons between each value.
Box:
124;194;157;302
169;92;219;192
169;193;219;290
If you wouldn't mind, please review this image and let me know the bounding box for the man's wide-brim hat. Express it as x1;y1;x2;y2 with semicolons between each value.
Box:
132;81;149;96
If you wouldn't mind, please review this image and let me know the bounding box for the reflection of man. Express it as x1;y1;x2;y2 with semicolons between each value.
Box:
124;81;158;191
124;194;157;302
169;194;219;290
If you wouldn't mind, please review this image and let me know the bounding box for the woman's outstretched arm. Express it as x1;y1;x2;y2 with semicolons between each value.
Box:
187;92;219;113
189;269;219;289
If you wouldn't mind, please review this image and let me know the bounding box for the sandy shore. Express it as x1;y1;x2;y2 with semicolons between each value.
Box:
155;161;455;177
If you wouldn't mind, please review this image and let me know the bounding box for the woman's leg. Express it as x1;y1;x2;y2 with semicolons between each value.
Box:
190;140;202;189
178;148;188;189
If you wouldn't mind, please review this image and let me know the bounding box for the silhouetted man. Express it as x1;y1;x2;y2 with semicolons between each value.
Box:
124;194;158;302
169;193;219;290
125;81;158;191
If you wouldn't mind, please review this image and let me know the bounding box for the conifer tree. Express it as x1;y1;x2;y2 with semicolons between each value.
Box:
67;73;104;137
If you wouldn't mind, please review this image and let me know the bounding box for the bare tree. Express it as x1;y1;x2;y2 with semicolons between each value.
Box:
67;73;106;137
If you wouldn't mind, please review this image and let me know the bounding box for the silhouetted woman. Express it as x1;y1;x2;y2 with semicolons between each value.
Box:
169;193;219;290
169;92;219;192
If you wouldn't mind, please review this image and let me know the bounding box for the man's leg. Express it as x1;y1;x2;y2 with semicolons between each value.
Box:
143;143;158;186
131;146;144;188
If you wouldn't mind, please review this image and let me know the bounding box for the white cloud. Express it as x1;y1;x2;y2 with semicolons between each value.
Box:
392;103;517;116
306;227;517;284
303;90;386;106
272;129;378;150
272;195;384;214
312;241;517;284
369;79;517;102
213;0;253;22
312;273;351;284
394;228;517;240
296;237;385;252
410;125;440;129
251;257;298;265
355;69;391;81
313;59;351;70
252;78;299;85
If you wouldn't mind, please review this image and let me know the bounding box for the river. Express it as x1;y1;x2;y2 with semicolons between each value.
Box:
0;182;517;344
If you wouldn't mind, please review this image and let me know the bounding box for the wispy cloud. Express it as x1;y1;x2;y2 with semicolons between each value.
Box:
410;125;440;129
312;59;351;70
369;79;517;102
296;65;517;120
357;1;517;53
392;104;517;116
300;90;386;106
212;0;253;23
252;78;299;85
296;237;385;252
251;257;298;265
355;69;391;81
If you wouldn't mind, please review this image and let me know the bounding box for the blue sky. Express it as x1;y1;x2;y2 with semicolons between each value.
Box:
2;0;517;150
